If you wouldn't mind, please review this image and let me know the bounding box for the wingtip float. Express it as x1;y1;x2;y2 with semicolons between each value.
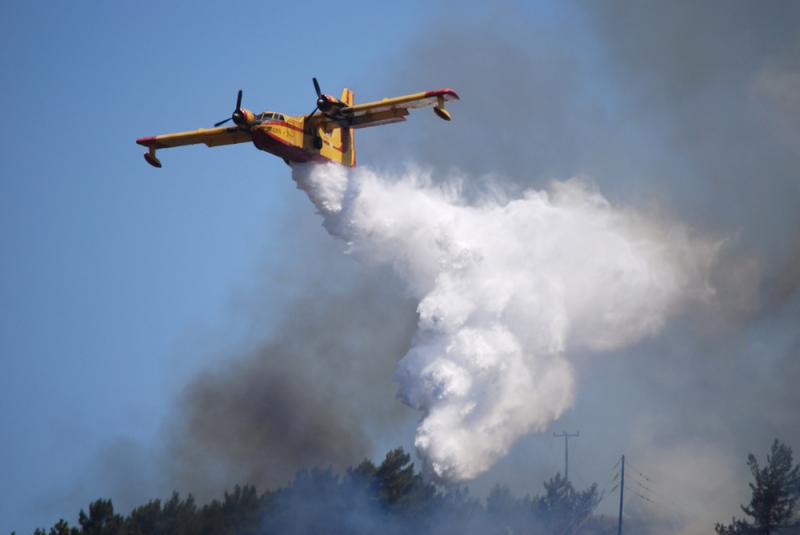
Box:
136;78;459;169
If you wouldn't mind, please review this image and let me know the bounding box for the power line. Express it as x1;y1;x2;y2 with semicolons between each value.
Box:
624;460;658;485
633;490;656;505
623;462;686;516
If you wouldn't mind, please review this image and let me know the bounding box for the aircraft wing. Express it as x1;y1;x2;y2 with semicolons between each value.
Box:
311;88;459;130
136;126;252;167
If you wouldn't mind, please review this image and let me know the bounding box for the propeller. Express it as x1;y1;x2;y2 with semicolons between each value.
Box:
307;77;336;120
315;77;333;110
214;89;245;127
306;78;323;119
313;77;322;98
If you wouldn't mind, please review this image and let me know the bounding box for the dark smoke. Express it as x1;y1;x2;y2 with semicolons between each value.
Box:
164;209;419;501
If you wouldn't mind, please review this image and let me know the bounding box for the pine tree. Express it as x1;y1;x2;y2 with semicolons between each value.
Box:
716;439;800;534
48;519;77;535
532;472;601;534
77;499;123;535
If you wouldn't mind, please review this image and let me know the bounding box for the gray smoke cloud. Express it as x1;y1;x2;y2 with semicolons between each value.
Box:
570;7;800;524
164;234;420;499
158;2;800;533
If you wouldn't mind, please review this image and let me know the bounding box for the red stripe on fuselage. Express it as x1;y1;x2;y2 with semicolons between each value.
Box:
260;121;349;153
252;128;332;164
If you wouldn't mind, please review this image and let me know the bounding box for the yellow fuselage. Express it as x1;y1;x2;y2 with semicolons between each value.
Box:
246;113;353;166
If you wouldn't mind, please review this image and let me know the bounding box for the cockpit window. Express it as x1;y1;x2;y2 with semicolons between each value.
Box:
257;112;284;122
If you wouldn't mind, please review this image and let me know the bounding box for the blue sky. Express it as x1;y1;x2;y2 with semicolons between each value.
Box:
0;1;451;531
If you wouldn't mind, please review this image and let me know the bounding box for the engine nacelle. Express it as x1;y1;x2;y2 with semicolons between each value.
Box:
318;94;347;115
233;108;256;127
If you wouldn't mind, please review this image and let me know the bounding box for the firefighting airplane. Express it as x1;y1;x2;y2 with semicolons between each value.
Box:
136;78;459;168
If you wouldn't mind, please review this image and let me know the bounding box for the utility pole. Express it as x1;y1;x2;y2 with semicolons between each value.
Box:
617;454;625;535
553;431;580;481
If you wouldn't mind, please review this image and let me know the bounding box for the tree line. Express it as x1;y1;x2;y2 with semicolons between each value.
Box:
17;440;800;534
